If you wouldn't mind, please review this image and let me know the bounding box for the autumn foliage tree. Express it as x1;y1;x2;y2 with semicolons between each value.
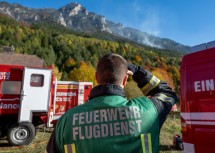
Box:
52;64;62;80
68;61;97;85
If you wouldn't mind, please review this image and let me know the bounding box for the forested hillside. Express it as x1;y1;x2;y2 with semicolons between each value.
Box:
0;13;182;96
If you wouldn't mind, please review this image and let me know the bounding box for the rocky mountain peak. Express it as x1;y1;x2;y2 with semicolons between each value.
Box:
59;2;88;17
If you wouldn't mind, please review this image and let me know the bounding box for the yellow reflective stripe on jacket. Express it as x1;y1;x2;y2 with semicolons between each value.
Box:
141;76;160;95
154;93;175;105
64;144;76;153
141;134;152;153
148;134;152;153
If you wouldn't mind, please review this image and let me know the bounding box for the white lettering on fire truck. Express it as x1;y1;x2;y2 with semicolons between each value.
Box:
56;92;76;96
56;97;71;102
0;72;10;80
0;103;19;109
194;79;214;92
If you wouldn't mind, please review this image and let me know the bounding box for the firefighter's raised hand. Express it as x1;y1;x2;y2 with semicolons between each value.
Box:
127;63;152;85
127;64;138;75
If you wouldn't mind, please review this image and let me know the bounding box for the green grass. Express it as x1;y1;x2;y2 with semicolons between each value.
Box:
160;112;182;153
0;113;182;153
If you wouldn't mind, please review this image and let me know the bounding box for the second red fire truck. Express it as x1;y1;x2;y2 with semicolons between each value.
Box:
180;40;215;153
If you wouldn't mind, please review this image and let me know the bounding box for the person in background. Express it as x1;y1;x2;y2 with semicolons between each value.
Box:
46;53;178;153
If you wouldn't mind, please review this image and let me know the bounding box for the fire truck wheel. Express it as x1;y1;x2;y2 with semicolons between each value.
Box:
7;122;36;146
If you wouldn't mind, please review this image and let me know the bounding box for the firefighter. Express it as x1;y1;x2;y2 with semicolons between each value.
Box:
46;53;178;153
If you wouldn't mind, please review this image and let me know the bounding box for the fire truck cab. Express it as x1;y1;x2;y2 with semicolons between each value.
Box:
180;41;215;153
0;64;93;146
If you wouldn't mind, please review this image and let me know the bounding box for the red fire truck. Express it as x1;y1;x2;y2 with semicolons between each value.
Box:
180;40;215;153
0;64;93;146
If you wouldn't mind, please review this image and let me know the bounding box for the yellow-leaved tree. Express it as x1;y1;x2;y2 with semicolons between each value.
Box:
68;61;97;86
52;64;62;80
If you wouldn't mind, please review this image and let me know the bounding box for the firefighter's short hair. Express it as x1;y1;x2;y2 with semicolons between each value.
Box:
96;53;128;85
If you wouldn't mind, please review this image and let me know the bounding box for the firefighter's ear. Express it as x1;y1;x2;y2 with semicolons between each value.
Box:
122;74;128;87
95;71;99;84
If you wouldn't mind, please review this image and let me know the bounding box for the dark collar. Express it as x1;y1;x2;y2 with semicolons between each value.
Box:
89;84;125;99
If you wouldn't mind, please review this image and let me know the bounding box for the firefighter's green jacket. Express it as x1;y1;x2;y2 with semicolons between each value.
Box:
47;66;177;153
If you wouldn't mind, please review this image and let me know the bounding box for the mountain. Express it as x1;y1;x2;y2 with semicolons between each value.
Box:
0;1;190;52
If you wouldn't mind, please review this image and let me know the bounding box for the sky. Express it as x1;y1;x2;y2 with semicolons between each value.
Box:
2;0;215;46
